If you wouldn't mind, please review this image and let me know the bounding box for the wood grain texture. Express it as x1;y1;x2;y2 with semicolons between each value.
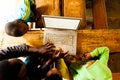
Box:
112;73;120;80
77;29;120;54
63;0;86;29
35;0;60;28
1;29;120;53
36;0;60;15
93;0;108;29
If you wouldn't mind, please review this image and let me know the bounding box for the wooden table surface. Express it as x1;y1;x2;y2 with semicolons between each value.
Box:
1;29;120;55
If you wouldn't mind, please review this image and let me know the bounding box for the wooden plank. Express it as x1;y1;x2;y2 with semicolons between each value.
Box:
1;32;26;49
0;31;5;49
93;0;108;29
77;29;120;54
35;0;60;27
35;0;60;15
63;0;86;29
112;73;120;80
23;29;120;54
22;30;44;47
1;29;120;54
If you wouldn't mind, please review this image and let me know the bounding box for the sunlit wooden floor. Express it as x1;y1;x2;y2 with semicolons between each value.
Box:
0;30;26;49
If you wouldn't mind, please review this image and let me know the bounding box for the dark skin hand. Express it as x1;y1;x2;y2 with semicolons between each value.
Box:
46;50;69;66
37;42;55;54
28;42;55;55
38;49;69;79
84;53;92;60
83;53;95;68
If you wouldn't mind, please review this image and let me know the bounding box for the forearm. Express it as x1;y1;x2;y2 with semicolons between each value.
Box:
40;58;55;72
38;58;55;79
90;47;109;56
28;47;39;54
0;44;29;60
90;47;109;65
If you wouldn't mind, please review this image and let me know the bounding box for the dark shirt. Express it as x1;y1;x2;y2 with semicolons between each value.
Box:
0;44;53;80
0;44;28;61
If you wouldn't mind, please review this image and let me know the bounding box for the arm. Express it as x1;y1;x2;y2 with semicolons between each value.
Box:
0;43;55;61
90;47;110;65
0;44;28;60
38;50;69;79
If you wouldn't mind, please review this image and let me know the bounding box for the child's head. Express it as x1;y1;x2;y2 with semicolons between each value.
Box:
5;20;29;37
79;53;98;61
45;68;62;80
0;58;27;80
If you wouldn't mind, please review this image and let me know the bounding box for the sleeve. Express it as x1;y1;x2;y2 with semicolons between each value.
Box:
56;59;71;80
29;0;36;15
21;0;31;21
0;44;29;61
22;0;36;22
90;47;110;65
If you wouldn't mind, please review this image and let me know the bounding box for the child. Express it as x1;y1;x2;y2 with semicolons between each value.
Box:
0;43;68;80
4;0;37;37
45;67;63;80
69;47;112;80
5;19;29;37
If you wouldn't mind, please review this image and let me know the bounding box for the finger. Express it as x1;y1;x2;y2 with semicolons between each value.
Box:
44;42;50;45
64;53;69;57
56;47;62;51
54;50;60;54
46;49;56;54
63;51;69;57
46;42;54;46
62;51;69;55
56;51;61;56
47;45;55;49
64;51;69;54
44;42;53;47
48;43;54;45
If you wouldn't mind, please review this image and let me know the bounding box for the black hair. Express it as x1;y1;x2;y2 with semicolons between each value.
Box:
5;19;29;37
45;73;63;80
45;67;63;80
0;60;23;80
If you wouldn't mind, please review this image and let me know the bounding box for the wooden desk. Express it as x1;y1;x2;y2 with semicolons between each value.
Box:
1;29;120;54
1;29;120;79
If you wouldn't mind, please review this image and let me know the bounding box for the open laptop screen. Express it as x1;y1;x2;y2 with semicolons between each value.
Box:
42;15;82;30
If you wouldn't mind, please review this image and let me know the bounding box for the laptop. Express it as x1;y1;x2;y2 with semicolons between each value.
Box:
42;15;82;30
42;15;82;55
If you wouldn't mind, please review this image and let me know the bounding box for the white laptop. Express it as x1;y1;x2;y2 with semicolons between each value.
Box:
42;15;82;30
42;15;82;55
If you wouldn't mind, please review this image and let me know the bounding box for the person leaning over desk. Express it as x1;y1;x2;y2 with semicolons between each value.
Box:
3;0;39;37
66;46;112;80
0;42;68;80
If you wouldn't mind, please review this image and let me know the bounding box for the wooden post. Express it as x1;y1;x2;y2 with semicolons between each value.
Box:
35;0;60;15
63;0;87;29
35;0;61;27
93;0;108;29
